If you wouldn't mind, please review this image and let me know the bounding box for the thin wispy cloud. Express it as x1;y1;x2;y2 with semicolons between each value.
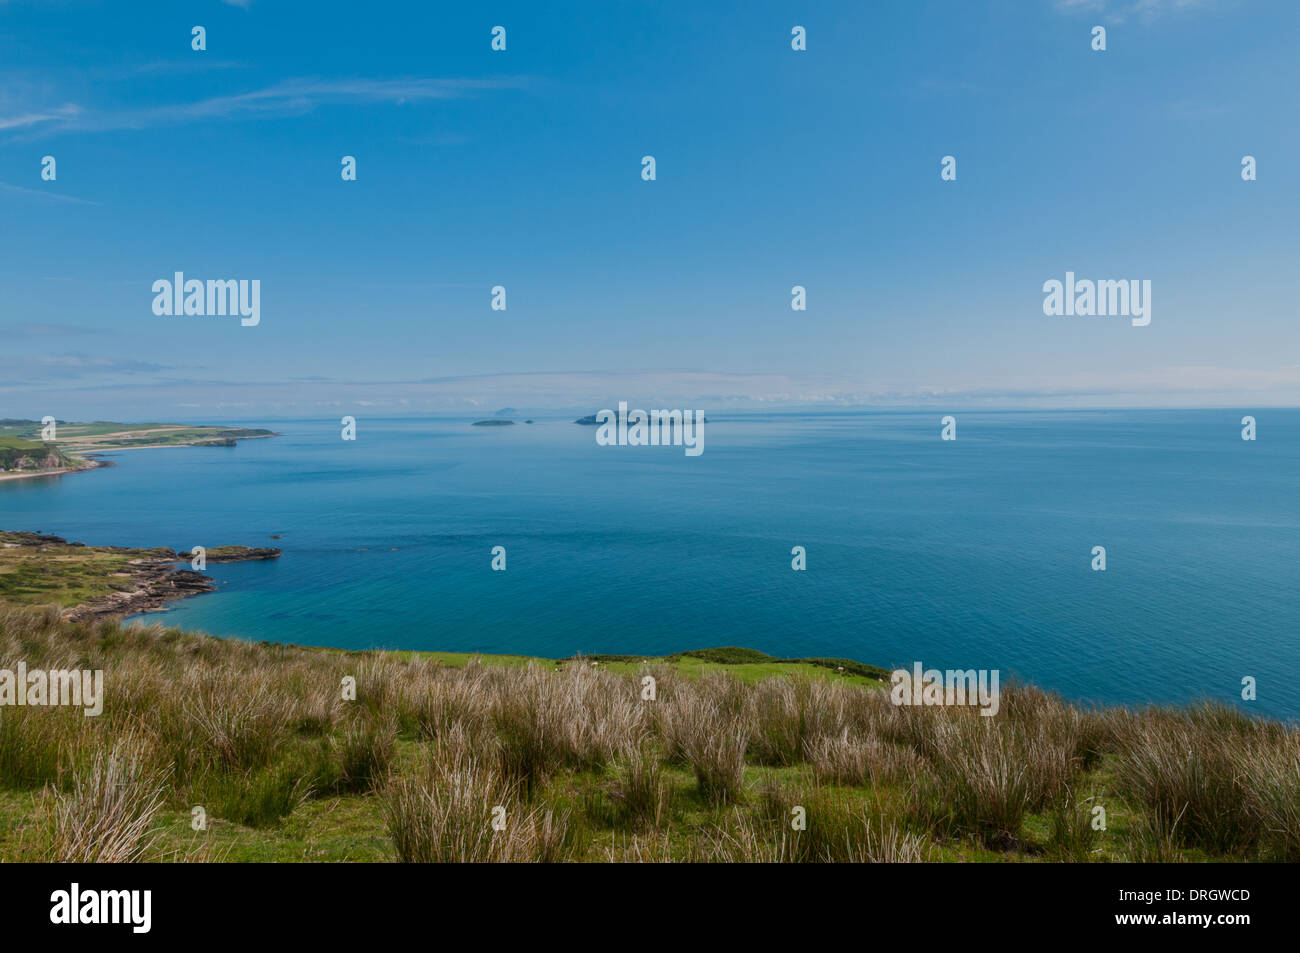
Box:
1;76;529;139
0;180;99;205
2;353;170;383
1054;0;1224;20
0;103;80;131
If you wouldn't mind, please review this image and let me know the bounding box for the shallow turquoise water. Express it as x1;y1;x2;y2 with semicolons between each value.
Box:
2;410;1295;718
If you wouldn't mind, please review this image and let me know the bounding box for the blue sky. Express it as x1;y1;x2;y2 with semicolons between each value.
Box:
1;0;1297;420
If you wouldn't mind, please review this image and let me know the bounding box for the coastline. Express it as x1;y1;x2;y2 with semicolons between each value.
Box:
0;531;280;622
0;460;108;483
0;529;888;680
0;429;276;484
78;432;278;454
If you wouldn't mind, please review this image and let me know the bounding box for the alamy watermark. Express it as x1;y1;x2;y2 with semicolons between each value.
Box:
152;272;260;326
0;663;103;716
890;661;1000;716
1042;272;1150;327
50;883;150;933
594;401;705;456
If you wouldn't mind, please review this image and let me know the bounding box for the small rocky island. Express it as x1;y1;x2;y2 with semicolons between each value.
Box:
575;411;709;424
177;546;281;562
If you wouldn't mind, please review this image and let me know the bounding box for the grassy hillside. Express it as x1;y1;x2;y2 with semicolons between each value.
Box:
0;605;1295;863
0;437;44;450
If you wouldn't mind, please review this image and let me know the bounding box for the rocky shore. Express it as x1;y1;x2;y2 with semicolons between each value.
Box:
0;531;280;622
64;561;219;622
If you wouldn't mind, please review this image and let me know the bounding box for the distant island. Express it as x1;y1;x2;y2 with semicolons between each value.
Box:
575;412;708;425
0;420;277;482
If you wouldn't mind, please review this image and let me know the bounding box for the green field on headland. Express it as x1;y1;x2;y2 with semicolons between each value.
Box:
0;421;276;478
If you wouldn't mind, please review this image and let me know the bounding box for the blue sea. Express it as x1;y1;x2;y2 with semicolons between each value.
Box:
2;410;1296;718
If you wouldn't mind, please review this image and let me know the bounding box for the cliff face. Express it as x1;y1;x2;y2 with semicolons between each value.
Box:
0;446;77;473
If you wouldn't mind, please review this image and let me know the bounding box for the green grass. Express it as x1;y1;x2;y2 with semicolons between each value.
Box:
0;545;143;608
1;604;1293;863
594;654;881;685
567;646;889;684
302;648;881;686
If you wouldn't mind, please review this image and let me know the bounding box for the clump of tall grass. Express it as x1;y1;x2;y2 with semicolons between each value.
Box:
714;784;927;863
1048;788;1101;862
492;662;644;793
283;666;341;736
382;738;572;863
1241;735;1300;861
180;669;294;772
921;717;1034;846
672;700;749;805
190;762;312;829
884;690;1088;846
1108;703;1300;859
333;714;397;793
704;810;799;862
411;664;493;741
806;728;921;788
0;705;87;790
1125;805;1187;862
651;674;750;804
747;678;809;766
607;743;672;829
1110;704;1260;855
42;735;165;862
747;678;867;768
383;746;516;862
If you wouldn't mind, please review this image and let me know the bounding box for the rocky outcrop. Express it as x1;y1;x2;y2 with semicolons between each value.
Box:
0;531;280;622
177;546;281;562
64;561;218;622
